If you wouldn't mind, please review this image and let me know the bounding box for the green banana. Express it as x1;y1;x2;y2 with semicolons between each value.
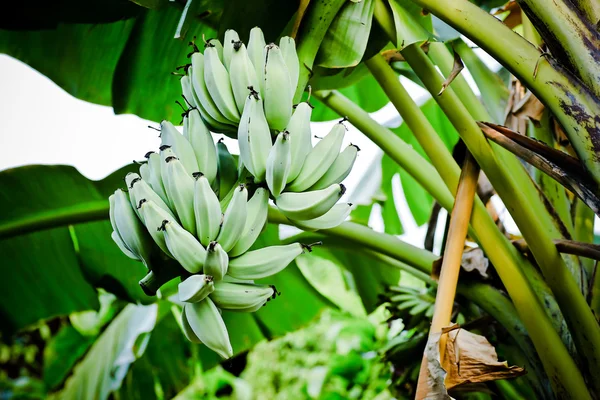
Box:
206;38;224;60
137;199;174;258
179;274;215;303
188;66;235;135
162;155;197;236
210;281;276;312
180;74;198;109
160;219;206;274
110;189;155;266
160;120;198;175
216;184;248;252
287;121;346;192
204;45;240;123
126;172;174;221
193;172;222;247
292;203;353;231
229;187;269;257
247;27;266;92
229;42;259;114
204;241;229;281
266;131;291;197
237;89;271;181
286;102;313;182
223;29;240;70
183;109;218;184
184;298;233;358
275;183;346;220
263;43;293;131
279;36;299;93
309;144;359;190
180;308;202;343
216;139;238;200
111;231;138;260
190;54;234;127
228;243;305;280
144;152;170;206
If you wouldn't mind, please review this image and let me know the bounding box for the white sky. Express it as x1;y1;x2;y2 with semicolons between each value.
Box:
4;52;592;251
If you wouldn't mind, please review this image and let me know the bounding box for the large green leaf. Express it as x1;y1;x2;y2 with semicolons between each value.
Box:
0;4;217;123
388;0;433;47
49;304;157;399
0;165;149;335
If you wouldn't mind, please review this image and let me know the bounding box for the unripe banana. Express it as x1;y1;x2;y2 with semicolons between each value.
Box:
180;74;198;109
286;102;313;182
287;121;346;192
228;243;305;280
204;45;240;123
222;29;240;70
179;274;215;303
139;162;151;185
161;219;206;274
111;230;139;260
206;38;224;60
279;36;299;93
210;281;276;312
162;156;197;236
190;57;238;137
229;188;269;257
266;131;291;197
180;308;202;343
309;144;359;190
229;42;259;114
204;241;229;281
126;172;174;221
193;172;222;247
137;199;174;258
275;183;346;221
216;139;238;200
263;44;293;131
110;189;155;266
216;184;248;252
247;27;266;91
184;298;233;358
183;109;218;184
144;152;170;206
237;89;271;181
292;203;353;231
160;120;198;175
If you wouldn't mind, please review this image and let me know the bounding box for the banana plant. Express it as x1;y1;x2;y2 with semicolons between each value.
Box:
2;0;600;398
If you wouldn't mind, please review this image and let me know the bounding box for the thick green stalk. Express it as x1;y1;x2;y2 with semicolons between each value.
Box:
402;44;599;396
517;0;600;97
428;41;583;287
0;201;108;239
313;88;585;398
406;0;600;188
293;0;347;102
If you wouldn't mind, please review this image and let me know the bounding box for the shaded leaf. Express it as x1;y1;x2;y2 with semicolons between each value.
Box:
49;304;158;399
388;0;433;48
43;325;96;390
0;165;151;334
315;0;375;68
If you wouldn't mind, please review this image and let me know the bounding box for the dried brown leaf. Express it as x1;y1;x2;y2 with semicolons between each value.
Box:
381;49;404;63
494;1;522;29
418;325;525;399
438;50;464;96
461;248;489;278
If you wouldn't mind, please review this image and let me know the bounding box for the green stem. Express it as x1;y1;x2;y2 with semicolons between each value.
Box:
517;0;600;97
574;199;596;277
293;0;347;102
402;44;598;397
407;0;600;188
0;201;109;239
313;86;587;398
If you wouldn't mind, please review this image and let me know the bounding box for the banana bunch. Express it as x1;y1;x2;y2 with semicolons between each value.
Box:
108;108;315;358
183;27;357;229
109;25;358;358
